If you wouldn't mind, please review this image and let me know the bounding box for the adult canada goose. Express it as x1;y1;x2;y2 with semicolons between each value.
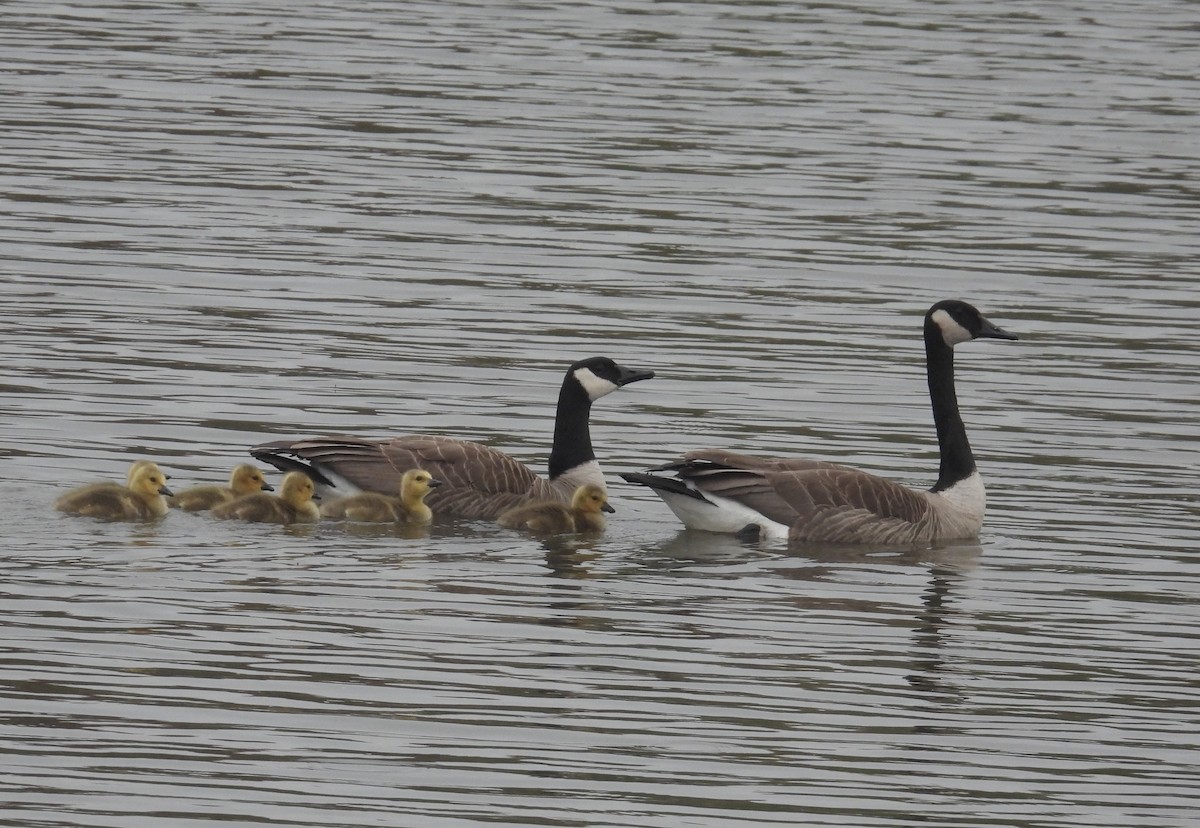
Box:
249;356;654;520
497;483;614;535
55;461;174;521
320;468;441;523
210;471;319;525
171;463;274;512
621;300;1018;545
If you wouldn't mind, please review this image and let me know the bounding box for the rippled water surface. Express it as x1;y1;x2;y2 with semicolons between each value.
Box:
3;1;1199;826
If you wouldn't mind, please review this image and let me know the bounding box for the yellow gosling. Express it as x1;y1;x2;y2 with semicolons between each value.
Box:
497;484;612;535
210;471;319;525
55;461;174;521
172;463;274;512
321;469;441;524
125;459;158;486
84;459;166;493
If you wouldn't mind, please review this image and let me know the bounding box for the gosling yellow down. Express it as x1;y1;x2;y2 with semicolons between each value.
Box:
497;483;613;535
55;461;174;521
320;468;441;523
210;471;319;526
172;463;274;512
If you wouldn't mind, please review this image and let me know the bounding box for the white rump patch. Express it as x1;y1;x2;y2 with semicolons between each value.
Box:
934;471;986;522
573;367;620;401
655;487;791;541
931;308;973;347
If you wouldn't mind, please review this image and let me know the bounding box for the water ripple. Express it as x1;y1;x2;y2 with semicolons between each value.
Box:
3;1;1199;826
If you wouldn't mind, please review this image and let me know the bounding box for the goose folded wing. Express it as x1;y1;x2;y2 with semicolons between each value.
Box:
252;436;392;488
669;464;805;526
255;434;557;519
382;436;556;518
765;468;939;543
379;436;543;492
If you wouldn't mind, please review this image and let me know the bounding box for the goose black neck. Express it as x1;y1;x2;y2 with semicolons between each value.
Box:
547;375;595;480
925;325;976;492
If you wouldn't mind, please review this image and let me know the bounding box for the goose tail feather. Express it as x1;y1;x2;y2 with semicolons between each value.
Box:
619;471;712;503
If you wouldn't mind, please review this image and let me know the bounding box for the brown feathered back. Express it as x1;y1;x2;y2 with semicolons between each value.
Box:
257;435;571;520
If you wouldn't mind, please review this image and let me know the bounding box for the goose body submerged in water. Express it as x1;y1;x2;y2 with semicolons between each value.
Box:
250;356;654;520
497;483;613;535
171;464;274;512
320;468;441;523
622;300;1018;545
55;461;174;521
210;471;319;526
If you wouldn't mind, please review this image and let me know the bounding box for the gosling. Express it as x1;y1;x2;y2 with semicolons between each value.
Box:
172;463;274;512
55;461;174;521
85;459;167;492
496;484;613;535
321;469;441;523
210;471;319;526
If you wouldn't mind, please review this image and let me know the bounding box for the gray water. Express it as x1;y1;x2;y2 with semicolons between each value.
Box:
2;1;1199;826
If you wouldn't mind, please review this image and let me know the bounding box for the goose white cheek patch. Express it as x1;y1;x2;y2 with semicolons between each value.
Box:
931;309;973;346
574;367;620;400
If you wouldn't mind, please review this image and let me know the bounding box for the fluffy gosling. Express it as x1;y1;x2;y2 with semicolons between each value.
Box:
496;483;613;535
321;469;441;523
55;461;174;521
172;463;274;512
210;471;319;526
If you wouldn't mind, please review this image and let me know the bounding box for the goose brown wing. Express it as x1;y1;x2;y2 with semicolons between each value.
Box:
253;436;397;490
379;436;557;519
667;452;933;521
762;467;930;517
670;458;940;543
766;468;939;543
665;463;805;526
255;435;556;520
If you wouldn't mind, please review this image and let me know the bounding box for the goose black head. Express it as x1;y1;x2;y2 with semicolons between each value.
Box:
927;299;1018;348
568;356;656;402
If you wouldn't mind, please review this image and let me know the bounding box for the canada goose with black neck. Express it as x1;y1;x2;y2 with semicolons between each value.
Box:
250;356;654;520
621;300;1017;545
